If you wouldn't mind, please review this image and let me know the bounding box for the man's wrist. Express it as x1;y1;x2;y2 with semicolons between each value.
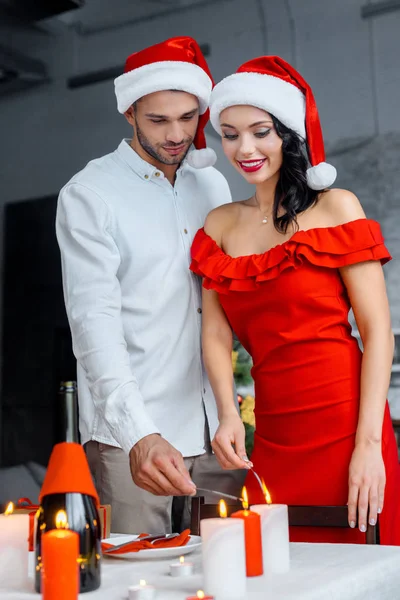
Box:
119;425;160;456
130;432;161;454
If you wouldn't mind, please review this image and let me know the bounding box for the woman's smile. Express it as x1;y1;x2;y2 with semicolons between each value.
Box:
237;158;267;172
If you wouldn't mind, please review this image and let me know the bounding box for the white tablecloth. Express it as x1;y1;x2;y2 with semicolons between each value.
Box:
2;543;400;600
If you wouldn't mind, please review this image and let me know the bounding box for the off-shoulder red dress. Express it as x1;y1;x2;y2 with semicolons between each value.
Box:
190;218;400;544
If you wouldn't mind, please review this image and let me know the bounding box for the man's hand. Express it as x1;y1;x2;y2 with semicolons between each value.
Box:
129;434;197;496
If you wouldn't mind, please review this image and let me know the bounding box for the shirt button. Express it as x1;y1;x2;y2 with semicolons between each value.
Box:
144;174;149;179
197;308;202;314
155;172;160;177
184;228;188;234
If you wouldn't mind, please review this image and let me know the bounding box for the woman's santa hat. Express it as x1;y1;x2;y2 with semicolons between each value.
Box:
210;56;336;189
114;36;216;169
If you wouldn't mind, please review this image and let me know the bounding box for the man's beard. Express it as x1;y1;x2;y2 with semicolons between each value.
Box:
135;120;192;165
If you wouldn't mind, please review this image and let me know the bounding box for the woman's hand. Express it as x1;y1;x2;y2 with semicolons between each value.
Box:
212;413;253;470
347;441;385;532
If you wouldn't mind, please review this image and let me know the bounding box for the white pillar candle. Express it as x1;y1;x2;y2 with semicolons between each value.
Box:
170;555;194;577
0;504;30;590
128;579;156;600
250;504;290;574
200;518;246;600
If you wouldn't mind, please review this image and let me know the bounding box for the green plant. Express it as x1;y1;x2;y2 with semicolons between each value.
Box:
233;340;253;387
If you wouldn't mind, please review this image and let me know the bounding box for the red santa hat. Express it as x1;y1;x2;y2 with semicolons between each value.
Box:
114;36;216;169
210;56;336;189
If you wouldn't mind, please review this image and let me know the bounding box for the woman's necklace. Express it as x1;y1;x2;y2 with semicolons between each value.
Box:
254;191;271;224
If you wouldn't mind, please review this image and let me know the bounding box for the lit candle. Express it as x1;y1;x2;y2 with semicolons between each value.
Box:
231;487;263;577
251;481;290;574
169;555;194;577
0;502;29;591
128;579;156;600
186;590;214;600
41;510;79;600
200;499;246;600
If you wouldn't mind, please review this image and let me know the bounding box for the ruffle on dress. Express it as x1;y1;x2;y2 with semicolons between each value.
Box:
190;218;391;293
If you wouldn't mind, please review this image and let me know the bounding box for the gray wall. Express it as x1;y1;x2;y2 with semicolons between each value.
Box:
1;0;399;357
3;0;400;199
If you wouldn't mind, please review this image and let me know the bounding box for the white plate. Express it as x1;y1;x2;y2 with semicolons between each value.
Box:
102;534;201;560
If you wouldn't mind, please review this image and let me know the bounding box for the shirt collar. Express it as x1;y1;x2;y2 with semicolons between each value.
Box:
116;139;164;181
116;139;190;182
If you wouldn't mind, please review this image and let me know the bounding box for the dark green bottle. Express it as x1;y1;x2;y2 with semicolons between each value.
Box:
35;381;101;593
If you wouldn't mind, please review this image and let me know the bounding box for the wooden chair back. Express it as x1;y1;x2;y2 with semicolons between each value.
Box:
190;497;380;544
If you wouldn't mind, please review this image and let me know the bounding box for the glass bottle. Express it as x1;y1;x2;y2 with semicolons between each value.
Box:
35;381;101;593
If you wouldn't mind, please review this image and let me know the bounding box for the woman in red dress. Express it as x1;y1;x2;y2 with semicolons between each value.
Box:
190;56;400;544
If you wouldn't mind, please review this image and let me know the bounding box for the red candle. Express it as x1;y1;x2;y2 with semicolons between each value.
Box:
186;592;214;600
41;510;79;600
231;487;263;577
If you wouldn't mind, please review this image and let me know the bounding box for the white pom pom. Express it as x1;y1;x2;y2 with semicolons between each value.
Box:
186;148;217;169
306;162;337;190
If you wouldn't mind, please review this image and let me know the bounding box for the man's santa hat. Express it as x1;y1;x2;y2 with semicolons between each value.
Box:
210;56;336;189
114;36;216;169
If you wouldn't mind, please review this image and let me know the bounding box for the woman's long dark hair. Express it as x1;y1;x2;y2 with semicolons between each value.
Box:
270;114;321;233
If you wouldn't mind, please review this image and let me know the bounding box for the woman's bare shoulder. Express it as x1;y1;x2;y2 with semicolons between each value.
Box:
312;188;366;227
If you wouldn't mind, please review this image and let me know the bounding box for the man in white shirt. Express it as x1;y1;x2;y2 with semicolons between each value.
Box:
56;36;247;534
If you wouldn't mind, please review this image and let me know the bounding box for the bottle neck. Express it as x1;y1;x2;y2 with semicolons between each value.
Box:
59;381;80;444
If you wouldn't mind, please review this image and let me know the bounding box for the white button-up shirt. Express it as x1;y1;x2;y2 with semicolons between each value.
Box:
56;139;231;456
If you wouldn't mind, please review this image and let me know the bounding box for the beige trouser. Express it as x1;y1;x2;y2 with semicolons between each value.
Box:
85;440;246;534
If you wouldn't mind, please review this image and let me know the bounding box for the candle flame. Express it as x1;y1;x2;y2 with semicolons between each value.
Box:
219;499;227;518
179;556;185;564
55;510;68;529
4;502;14;515
242;487;249;510
139;580;146;587
197;592;205;599
261;479;272;504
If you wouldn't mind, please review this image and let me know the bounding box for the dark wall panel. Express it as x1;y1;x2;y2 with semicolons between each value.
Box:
1;196;75;466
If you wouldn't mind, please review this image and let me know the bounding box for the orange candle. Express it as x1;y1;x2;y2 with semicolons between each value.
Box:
231;487;263;577
41;510;79;600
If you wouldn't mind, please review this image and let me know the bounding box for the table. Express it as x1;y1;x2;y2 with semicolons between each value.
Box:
1;543;400;600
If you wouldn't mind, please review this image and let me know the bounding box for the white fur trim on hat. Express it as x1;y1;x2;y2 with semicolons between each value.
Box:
210;72;306;138
306;162;337;190
115;61;212;114
186;148;217;169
